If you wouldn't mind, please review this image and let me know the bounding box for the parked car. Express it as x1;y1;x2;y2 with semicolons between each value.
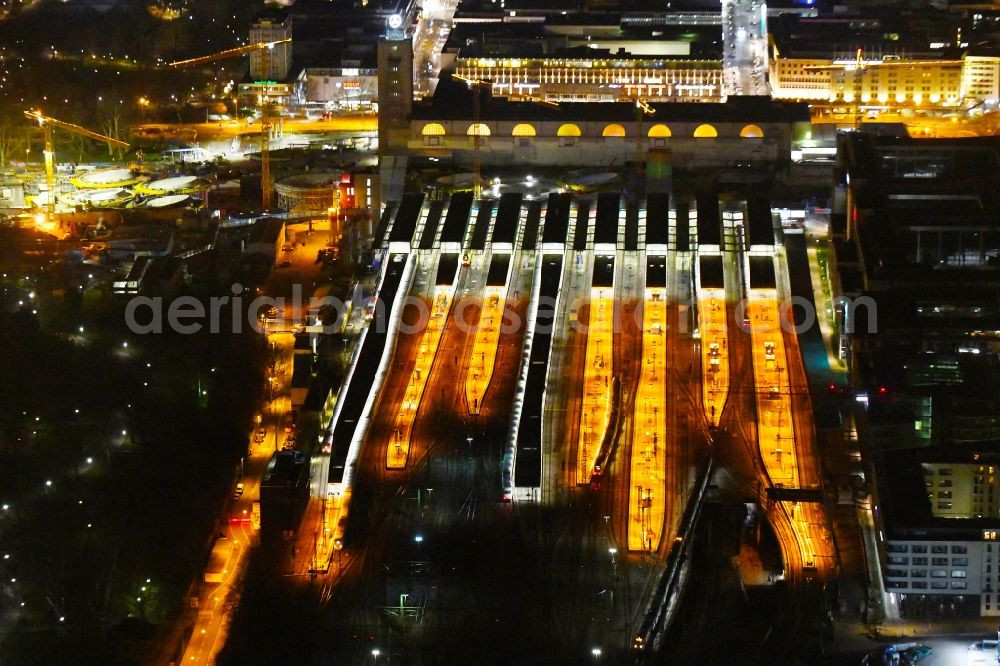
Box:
902;645;932;663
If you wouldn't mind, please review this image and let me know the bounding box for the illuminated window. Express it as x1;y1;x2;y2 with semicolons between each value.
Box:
511;123;536;137
647;124;672;138
557;123;582;137
467;123;491;137
740;124;764;138
693;124;718;138
602;123;626;137
421;123;446;136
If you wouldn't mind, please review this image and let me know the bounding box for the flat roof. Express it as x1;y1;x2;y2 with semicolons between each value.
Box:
440;192;473;245
492;192;521;245
646;192;669;245
248;218;285;245
414;78;809;123
594;192;620;246
387;193;424;245
521;200;543;251
878;447;1000;541
263;450;309;487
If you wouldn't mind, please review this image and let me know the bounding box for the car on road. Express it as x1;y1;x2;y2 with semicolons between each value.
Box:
901;645;932;663
233;483;244;500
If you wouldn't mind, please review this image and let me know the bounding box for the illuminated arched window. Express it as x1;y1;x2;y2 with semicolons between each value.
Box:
467;123;491;137
557;123;582;137
693;124;718;138
739;124;764;138
602;123;626;137
421;123;446;136
511;123;537;137
647;124;672;138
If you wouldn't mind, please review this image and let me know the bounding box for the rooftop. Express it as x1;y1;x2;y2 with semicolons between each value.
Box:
415;78;808;122
247;218;286;245
877;447;1000;541
262;450;309;487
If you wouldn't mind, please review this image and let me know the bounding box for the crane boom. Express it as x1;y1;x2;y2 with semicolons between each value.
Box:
166;40;290;210
167;38;291;69
25;110;131;216
508;93;561;110
24;110;130;149
450;73;560;197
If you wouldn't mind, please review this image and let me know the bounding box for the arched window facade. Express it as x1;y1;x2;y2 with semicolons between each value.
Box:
739;124;764;138
511;123;537;137
693;124;718;138
421;123;446;136
647;124;672;138
602;123;626;137
467;123;491;136
557;123;582;137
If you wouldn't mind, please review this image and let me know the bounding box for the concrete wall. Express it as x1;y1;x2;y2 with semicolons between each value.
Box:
409;118;790;167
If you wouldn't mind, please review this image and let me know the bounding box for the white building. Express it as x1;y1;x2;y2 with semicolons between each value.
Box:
295;67;378;112
875;452;1000;618
249;12;293;82
961;55;1000;108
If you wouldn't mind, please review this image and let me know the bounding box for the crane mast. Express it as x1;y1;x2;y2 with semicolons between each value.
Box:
168;39;289;210
451;74;560;199
24;110;130;216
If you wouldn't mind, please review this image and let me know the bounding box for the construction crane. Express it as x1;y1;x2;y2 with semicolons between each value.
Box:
451;73;560;198
24;110;130;216
508;92;561;110
451;73;490;198
168;38;291;209
633;97;656;167
802;48;869;129
167;38;291;75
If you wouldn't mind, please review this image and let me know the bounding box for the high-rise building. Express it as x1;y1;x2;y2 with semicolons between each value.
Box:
249;12;293;82
377;36;414;156
961;54;1000;108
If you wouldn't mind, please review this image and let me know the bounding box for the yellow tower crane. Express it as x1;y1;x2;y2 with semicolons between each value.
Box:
803;48;869;129
451;73;559;198
168;38;291;210
451;73;490;199
24;110;131;216
633;97;656;167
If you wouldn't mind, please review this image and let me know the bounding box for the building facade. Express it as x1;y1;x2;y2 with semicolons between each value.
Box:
294;67;378;112
453;58;723;103
771;56;965;106
962;55;1000;107
377;36;414;156
406;98;808;169
923;463;1000;520
249;14;293;82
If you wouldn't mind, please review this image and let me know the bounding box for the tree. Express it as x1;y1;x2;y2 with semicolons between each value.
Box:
0;105;29;168
98;103;131;161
